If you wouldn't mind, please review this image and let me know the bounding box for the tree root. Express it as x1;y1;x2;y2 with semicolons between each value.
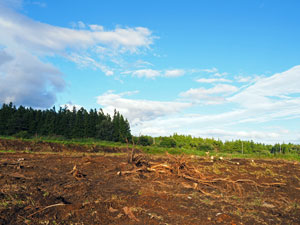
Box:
122;153;286;198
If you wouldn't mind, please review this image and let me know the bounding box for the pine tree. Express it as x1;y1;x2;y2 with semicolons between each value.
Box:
0;102;132;142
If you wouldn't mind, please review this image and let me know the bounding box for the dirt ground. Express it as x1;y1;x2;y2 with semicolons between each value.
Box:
0;149;300;224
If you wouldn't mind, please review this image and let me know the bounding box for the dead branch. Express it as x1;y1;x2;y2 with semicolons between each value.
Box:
121;153;287;198
8;172;32;180
261;182;286;187
123;206;139;222
28;203;66;217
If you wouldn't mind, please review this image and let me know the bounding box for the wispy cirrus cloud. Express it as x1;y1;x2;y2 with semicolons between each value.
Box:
180;84;239;104
234;75;252;83
214;72;228;77
131;69;161;78
200;67;218;73
114;65;300;143
126;68;185;79
228;65;300;121
66;53;114;76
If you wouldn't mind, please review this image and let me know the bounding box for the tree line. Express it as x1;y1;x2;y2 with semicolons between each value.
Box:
1;103;299;155
136;134;300;155
0;103;131;142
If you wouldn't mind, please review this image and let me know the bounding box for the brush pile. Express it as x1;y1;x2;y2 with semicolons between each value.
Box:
119;150;286;198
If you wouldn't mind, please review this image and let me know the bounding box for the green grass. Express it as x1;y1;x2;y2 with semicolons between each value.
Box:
141;146;300;162
0;135;129;148
214;152;300;162
1;135;299;162
0;149;16;153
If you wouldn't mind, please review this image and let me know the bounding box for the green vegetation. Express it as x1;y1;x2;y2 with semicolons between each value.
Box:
0;102;131;142
0;103;300;161
0;135;130;149
0;134;299;161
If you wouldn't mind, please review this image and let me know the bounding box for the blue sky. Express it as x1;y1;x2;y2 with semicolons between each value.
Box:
0;0;300;143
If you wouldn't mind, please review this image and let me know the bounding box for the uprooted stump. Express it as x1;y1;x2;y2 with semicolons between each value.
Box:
121;152;286;198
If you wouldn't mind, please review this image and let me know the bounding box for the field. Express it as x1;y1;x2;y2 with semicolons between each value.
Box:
1;139;300;224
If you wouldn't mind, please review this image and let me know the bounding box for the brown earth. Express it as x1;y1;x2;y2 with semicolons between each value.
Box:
0;142;300;224
0;138;136;153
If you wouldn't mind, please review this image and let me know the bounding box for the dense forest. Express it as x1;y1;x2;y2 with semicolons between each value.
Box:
0;103;131;142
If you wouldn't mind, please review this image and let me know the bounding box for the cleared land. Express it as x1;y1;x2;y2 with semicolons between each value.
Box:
0;139;300;224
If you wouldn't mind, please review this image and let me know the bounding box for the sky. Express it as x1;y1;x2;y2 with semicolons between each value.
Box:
0;0;300;144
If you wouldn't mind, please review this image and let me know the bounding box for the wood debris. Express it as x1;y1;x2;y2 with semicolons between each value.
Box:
69;165;86;180
120;152;287;198
123;206;139;222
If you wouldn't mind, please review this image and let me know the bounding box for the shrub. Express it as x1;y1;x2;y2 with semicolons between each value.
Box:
132;135;153;146
197;142;214;151
138;135;153;146
159;137;177;148
14;131;31;139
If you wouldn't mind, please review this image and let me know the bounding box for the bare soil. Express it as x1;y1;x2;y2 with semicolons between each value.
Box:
0;138;132;153
0;141;300;224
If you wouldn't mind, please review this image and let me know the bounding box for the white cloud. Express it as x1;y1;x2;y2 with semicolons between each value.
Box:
131;111;295;143
196;78;231;83
89;24;104;31
71;21;86;29
132;59;154;68
229;65;300;107
180;84;239;104
223;66;300;125
129;68;185;78
77;21;86;29
132;69;161;78
96;91;191;124
192;67;229;78
95;66;300;144
164;69;185;77
201;67;218;73
0;8;153;54
214;72;228;77
195;129;281;140
67;53;114;76
0;4;155;107
234;75;252;83
127;65;300;143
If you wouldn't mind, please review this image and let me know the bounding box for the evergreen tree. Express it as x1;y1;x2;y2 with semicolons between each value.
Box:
72;107;85;138
0;103;132;142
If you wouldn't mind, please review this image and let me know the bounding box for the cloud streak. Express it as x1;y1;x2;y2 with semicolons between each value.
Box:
180;84;239;104
127;68;185;79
